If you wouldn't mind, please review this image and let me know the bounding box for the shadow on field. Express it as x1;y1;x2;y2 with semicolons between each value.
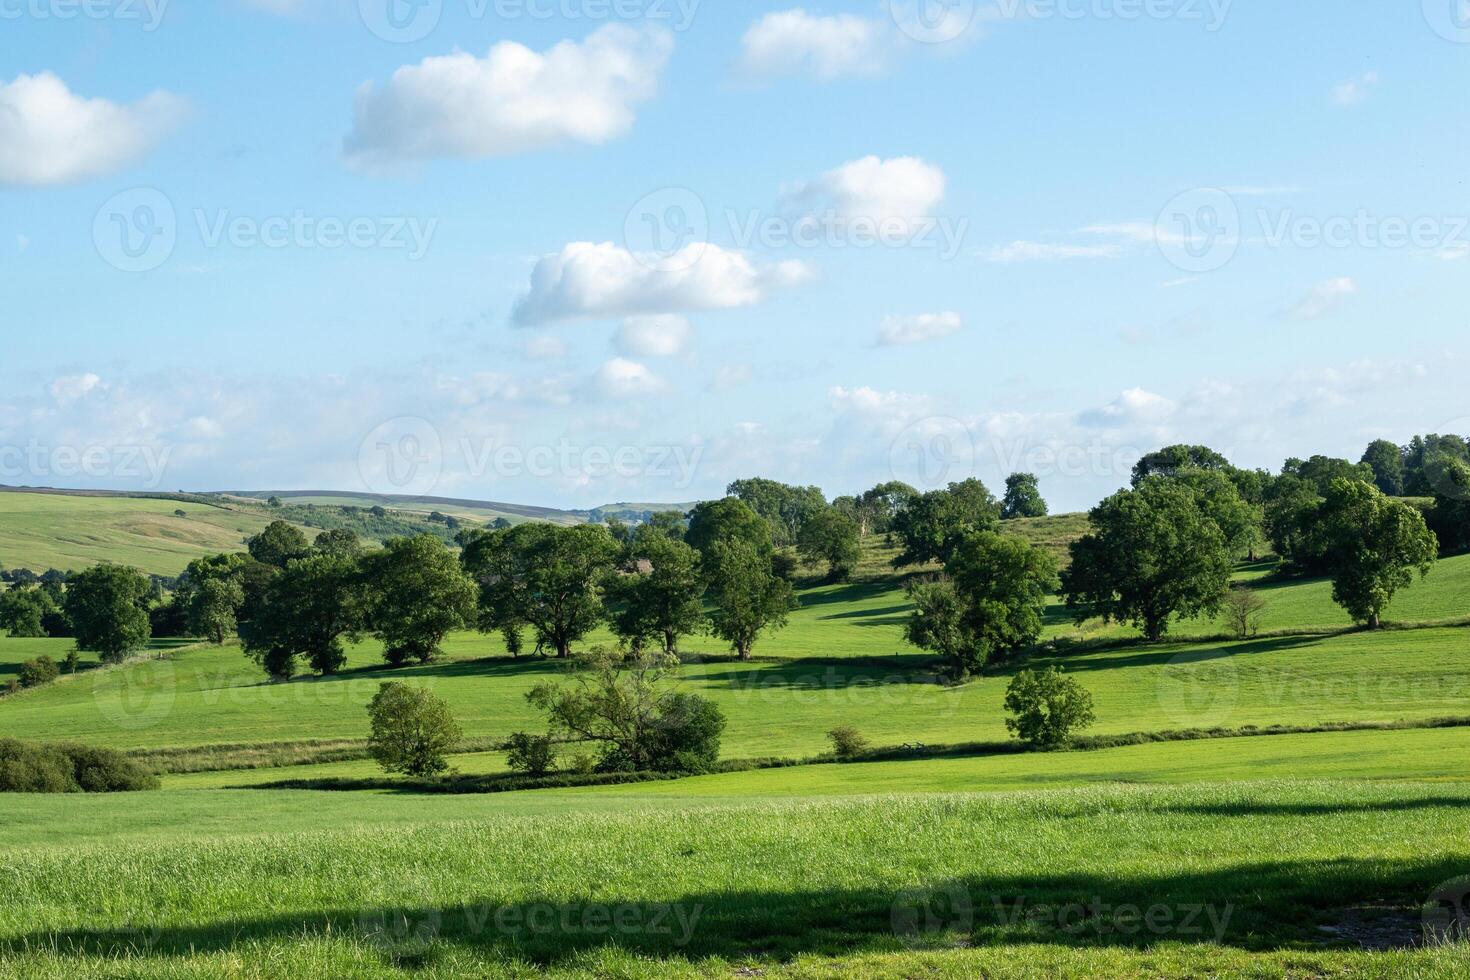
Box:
693;659;946;691
11;855;1468;965
1033;635;1323;675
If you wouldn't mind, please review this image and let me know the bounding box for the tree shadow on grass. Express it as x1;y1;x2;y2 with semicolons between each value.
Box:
691;659;949;691
9;856;1467;966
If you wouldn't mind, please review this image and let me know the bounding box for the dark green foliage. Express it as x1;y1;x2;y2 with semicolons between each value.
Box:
1283;455;1375;495
1131;444;1232;485
854;481;918;536
1154;468;1262;559
367;682;462;777
504;732;558;776
606;532;706;655
1360;439;1406;496
684;497;772;559
827;725;870;759
63;563;152;662
1264;473;1330;575
1004;667;1096;748
1315;478;1439;628
725;477;827;547
905;531;1057;677
705;538;794;660
1404;434;1470;496
313;528;363;558
0;739;159;793
795;505;861;581
1001;473;1049;519
526;647;724;774
890;478;1001;568
1427;454;1470;555
18;655;58;688
461;523;620;659
239;553;366;678
245;520;312;568
1063;478;1233;641
0;585;56;637
362;535;477;665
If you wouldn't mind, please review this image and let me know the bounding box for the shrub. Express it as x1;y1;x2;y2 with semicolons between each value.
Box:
367;682;462;777
0;739;159;793
1004;667;1096;749
62;651;81;674
827;725;870;759
505;732;557;776
1222;587;1268;640
19;655;59;689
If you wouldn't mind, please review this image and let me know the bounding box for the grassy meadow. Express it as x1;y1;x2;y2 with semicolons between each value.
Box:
4;492;1470;976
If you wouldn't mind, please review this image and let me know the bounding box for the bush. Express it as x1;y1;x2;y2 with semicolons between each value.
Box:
0;739;159;793
1004;667;1096;749
827;725;870;759
19;655;59;688
1222;587;1268;640
62;651;81;674
367;682;462;777
505;732;557;776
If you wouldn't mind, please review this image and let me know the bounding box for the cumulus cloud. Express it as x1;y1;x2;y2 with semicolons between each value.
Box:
782;155;946;231
0;72;186;187
1078;387;1177;428
344;25;672;167
737;9;890;82
511;241;813;326
614;315;691;357
1288;277;1357;321
49;373;104;406
877;312;962;347
593;358;666;399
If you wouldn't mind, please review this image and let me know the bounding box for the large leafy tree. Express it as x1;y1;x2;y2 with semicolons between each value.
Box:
246;520;311;568
63;564;152;662
176;553;249;643
1316;478;1438;628
706;538;794;660
1131;444;1233;484
905;531;1057;678
1360;439;1406;497
1155;468;1262;559
796;505;861;581
461;523;620;659
0;586;57;638
684;497;773;560
725;477;827;547
890;478;1000;568
239;553;366;678
607;532;706;656
1062;478;1234;641
362;535;477;666
1000;473;1048;520
367;682;462;777
1427;454;1470;555
858;480;919;536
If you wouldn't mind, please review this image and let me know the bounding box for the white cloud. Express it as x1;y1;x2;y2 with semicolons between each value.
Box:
737;9;889;82
1333;72;1379;106
344;25;672;167
1289;277;1358;321
512;241;813;325
522;335;568;360
877;312;962;347
614;315;691;357
783;155;946;231
593;358;666;399
984;240;1125;262
0;72;185;187
49;373;103;406
1078;387;1177;428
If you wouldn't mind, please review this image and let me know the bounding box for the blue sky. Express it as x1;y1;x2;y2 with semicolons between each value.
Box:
2;0;1468;510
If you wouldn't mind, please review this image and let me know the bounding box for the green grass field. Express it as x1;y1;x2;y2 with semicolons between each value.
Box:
5;494;1470;977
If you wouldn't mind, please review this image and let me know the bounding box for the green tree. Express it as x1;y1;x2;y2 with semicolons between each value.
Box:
1131;444;1233;484
526;647;725;773
1000;473;1048;519
461;523;620;659
1427;454;1470;555
1062;479;1233;641
857;480;919;536
890;478;1001;568
1158;468;1262;559
19;655;59;688
725;477;827;546
362;535;478;665
607;533;706;656
367;682;462;777
1004;667;1096;748
796;505;862;581
684;497;772;560
706;538;794;660
246;520;311;568
905;531;1058;677
0;586;56;638
189;577;245;645
239;553;365;678
63;564;152;662
1360;439;1406;497
313;528;363;558
1317;478;1438;628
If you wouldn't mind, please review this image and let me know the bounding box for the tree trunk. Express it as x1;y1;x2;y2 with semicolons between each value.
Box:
557;639;571;658
1368;612;1382;630
738;642;752;662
